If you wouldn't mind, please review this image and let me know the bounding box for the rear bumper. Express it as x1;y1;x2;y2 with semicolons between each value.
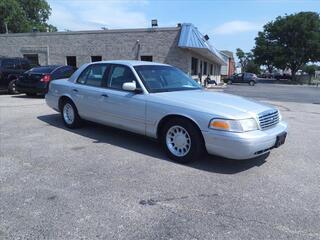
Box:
16;81;48;94
45;91;60;112
202;121;288;160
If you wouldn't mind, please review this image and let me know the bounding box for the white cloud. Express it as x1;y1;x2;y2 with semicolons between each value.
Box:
213;21;262;35
47;0;149;31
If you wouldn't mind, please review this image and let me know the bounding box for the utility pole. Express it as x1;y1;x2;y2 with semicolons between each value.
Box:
5;22;8;34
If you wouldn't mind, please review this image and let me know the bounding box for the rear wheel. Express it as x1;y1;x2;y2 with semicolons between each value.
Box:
227;80;232;85
8;79;18;94
61;99;82;128
249;81;255;86
161;118;204;163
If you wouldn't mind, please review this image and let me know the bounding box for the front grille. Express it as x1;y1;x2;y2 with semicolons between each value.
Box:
258;110;279;130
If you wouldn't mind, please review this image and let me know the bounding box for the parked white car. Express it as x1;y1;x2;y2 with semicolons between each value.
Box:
46;60;287;163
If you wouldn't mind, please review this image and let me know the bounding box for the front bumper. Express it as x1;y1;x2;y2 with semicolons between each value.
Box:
202;121;288;160
16;81;48;94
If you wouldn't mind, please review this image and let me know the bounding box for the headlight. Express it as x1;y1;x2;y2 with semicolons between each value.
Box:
209;118;259;132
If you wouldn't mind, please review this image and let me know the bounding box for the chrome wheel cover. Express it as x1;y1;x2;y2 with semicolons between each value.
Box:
63;103;75;125
166;125;191;157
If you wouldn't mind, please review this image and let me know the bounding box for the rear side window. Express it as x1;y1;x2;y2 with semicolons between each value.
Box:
77;64;108;87
53;67;75;79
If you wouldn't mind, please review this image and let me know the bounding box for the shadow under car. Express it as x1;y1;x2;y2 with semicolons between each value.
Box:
37;114;269;174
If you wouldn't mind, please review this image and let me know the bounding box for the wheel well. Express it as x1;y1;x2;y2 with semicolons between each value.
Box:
157;114;204;141
8;75;18;81
58;96;72;111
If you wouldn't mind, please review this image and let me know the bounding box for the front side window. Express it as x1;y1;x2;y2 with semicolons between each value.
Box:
2;59;16;69
107;65;137;90
134;65;201;93
77;64;108;87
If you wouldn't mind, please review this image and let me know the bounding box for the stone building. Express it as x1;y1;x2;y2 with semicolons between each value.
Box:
0;23;226;82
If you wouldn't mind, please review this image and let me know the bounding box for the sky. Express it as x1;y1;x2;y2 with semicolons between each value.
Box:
47;0;320;54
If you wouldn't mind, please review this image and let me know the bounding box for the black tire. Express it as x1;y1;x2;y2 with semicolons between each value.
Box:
26;93;37;97
160;118;205;164
60;99;82;129
227;80;232;85
8;79;19;94
249;81;255;86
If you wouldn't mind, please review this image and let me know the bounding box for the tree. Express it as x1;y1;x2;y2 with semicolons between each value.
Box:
236;48;260;74
253;31;276;73
236;48;247;70
253;12;320;81
302;64;320;83
0;0;56;33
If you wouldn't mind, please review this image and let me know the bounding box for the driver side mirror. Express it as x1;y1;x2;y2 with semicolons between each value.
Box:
122;81;137;92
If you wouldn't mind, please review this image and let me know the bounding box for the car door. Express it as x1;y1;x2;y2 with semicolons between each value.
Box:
98;64;146;135
70;63;110;123
1;59;19;86
236;73;243;83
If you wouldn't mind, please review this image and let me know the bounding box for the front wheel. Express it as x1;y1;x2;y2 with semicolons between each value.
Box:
161;118;204;163
8;79;18;94
61;100;82;128
227;80;232;85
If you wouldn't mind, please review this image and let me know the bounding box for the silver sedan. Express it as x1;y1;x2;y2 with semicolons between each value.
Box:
46;60;287;163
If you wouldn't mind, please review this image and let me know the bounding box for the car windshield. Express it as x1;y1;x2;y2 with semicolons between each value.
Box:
134;65;201;93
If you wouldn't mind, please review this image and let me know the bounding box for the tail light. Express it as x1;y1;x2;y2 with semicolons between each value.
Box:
40;74;51;83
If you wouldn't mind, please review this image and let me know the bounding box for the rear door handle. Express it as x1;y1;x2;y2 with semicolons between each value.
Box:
72;89;78;92
101;94;109;98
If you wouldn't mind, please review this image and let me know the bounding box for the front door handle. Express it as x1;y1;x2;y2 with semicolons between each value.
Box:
72;89;78;92
101;94;109;98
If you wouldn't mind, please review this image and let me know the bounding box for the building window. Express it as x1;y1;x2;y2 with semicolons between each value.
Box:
203;62;207;75
66;56;77;68
140;56;153;62
23;54;39;66
210;64;213;75
91;56;102;62
191;57;198;75
200;61;203;75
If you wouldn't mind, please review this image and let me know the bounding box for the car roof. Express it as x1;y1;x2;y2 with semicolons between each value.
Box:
0;57;28;61
35;65;64;69
90;60;170;67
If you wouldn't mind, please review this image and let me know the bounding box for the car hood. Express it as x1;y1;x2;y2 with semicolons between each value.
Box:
148;90;274;119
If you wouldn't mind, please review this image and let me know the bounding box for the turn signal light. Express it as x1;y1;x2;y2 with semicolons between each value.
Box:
210;121;230;130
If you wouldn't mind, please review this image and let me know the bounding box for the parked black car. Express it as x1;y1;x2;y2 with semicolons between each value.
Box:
0;57;32;93
16;65;76;96
224;72;258;86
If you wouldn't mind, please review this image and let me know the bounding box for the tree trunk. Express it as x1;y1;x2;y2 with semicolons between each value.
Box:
291;71;301;84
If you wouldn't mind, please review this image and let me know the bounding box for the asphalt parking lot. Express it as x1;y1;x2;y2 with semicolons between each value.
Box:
1;84;320;240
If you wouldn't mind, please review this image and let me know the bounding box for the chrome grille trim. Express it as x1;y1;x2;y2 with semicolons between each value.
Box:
258;110;279;130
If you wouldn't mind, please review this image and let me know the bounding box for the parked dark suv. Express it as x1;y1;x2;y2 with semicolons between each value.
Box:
16;65;76;96
0;57;32;93
224;72;258;86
